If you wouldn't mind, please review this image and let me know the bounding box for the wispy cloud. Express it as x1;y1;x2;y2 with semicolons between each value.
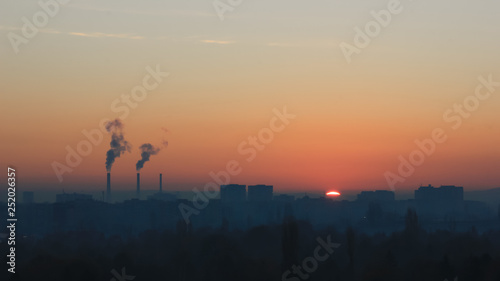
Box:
67;32;143;40
67;4;215;18
200;40;235;45
0;26;144;40
266;40;340;48
0;26;21;31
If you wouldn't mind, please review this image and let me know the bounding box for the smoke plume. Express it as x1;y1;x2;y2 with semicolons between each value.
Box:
105;119;131;171
160;127;169;148
136;143;161;171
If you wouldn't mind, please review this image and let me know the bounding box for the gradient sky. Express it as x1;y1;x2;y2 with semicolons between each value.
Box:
1;0;499;194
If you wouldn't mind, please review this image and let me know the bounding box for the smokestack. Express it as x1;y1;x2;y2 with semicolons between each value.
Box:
159;173;162;192
136;173;140;199
106;172;111;202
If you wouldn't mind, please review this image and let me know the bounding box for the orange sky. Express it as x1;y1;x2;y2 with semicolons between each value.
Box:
1;0;499;194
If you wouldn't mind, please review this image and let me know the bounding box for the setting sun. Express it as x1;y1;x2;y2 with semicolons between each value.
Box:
326;191;341;197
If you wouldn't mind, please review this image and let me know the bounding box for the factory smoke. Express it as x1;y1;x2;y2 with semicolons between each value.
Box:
161;127;169;148
136;143;161;171
105;119;131;171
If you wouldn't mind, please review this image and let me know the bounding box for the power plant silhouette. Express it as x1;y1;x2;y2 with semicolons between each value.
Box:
106;172;166;202
106;172;111;202
103;119;168;202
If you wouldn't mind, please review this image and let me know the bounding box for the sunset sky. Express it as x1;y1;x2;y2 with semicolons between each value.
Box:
1;0;499;194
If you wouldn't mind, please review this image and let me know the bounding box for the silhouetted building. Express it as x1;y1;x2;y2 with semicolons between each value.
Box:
56;193;93;203
248;184;273;201
357;190;395;202
415;185;463;203
220;184;246;202
274;194;294;201
23;191;34;204
148;192;177;201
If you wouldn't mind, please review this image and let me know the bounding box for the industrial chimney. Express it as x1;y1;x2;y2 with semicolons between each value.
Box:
106;172;111;202
159;173;162;192
136;173;140;199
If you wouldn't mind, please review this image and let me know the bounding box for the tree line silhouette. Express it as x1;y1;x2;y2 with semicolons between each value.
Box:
2;209;500;281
